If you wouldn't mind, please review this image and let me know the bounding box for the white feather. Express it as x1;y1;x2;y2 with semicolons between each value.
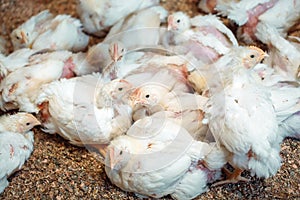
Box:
36;74;133;146
0;131;34;194
77;0;159;36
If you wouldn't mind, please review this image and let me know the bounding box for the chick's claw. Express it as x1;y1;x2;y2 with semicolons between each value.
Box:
212;168;249;187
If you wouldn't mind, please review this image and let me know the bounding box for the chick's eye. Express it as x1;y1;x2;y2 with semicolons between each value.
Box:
118;87;123;91
119;150;123;155
176;19;181;23
250;54;255;58
16;36;20;40
26;122;31;126
145;94;150;98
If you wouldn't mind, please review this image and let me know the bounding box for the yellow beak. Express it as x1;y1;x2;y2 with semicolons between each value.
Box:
20;31;28;44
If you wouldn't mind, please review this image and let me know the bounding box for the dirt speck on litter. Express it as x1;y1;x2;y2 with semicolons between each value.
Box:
0;0;299;199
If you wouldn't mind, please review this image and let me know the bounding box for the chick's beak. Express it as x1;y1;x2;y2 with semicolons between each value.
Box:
33;119;42;126
263;52;269;58
20;31;28;44
26;114;41;127
112;43;120;62
167;15;175;31
260;52;269;63
129;88;143;107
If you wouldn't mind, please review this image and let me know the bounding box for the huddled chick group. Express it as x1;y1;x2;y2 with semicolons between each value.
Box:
0;0;299;199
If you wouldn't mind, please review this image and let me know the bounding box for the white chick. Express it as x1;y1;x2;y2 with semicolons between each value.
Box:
105;114;227;199
11;10;89;52
104;6;167;49
0;113;40;194
76;0;159;37
130;82;209;139
167;11;238;63
10;10;53;50
204;46;281;185
0;50;74;113
0;112;41;133
36;74;133;146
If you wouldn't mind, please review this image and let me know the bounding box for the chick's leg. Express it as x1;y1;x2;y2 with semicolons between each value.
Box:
212;167;249;187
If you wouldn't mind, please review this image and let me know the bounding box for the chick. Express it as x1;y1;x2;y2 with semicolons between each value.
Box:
0;112;41;133
204;45;281;185
0;113;40;194
11;10;89;52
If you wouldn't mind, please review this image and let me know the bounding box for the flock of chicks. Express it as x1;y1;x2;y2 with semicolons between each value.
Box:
0;0;300;199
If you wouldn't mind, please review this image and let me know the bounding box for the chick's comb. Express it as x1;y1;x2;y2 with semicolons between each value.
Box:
248;45;265;54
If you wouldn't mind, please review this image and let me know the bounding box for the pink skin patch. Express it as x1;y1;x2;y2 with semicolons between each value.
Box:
186;40;220;63
196;160;218;183
258;70;266;79
240;0;278;41
61;57;76;79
